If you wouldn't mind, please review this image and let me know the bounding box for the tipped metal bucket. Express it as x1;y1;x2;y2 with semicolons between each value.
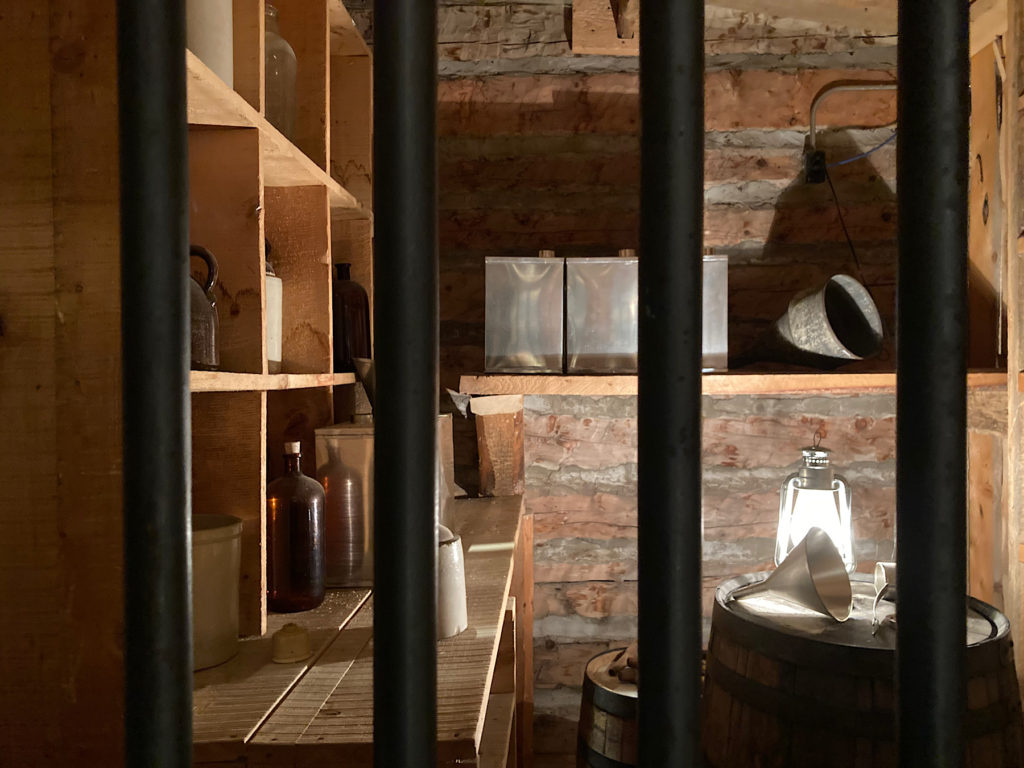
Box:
764;274;884;368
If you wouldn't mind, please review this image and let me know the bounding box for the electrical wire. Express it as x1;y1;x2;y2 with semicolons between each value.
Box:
825;166;868;287
827;130;898;168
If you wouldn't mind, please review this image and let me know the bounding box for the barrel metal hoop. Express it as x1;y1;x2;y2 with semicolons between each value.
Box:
582;668;637;719
707;655;895;738
577;738;635;768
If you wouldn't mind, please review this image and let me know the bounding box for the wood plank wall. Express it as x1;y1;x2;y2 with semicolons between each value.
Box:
1;2;125;764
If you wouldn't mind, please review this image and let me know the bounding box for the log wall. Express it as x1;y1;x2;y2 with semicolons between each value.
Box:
347;0;901;392
345;6;1008;766
524;392;898;759
435;64;899;391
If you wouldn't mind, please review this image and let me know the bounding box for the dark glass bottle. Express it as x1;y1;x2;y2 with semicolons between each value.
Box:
332;263;371;373
267;441;326;612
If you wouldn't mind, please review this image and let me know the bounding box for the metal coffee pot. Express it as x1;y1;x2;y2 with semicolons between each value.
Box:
190;245;220;370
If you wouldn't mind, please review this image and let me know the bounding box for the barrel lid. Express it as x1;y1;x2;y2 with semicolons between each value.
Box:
585;648;638;699
717;573;1002;652
582;647;638;720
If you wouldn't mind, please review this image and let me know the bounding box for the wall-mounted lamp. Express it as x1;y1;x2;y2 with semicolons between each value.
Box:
775;435;856;574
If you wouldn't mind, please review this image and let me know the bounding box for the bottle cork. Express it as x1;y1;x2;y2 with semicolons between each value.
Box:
284;441;301;455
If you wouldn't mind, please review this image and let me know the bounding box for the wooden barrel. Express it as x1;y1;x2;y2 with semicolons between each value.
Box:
578;648;638;767
702;573;1024;768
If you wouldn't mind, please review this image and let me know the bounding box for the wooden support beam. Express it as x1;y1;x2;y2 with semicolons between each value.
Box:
471;395;525;497
968;432;1002;604
971;0;1009;57
574;0;1007;57
707;0;896;32
575;0;900;55
614;0;639;40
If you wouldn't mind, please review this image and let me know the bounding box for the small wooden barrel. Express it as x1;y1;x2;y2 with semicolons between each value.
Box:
578;648;638;767
703;574;1024;768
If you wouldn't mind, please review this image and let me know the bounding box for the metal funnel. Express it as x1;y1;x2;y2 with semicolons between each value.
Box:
731;527;853;621
762;275;883;368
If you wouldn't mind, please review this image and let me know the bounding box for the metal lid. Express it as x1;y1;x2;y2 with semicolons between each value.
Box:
801;447;831;468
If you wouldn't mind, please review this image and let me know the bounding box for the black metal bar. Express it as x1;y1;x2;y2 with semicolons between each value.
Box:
637;0;705;765
117;0;192;765
896;0;970;765
372;1;439;766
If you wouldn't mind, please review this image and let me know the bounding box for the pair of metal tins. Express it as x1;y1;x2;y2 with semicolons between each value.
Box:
484;252;727;373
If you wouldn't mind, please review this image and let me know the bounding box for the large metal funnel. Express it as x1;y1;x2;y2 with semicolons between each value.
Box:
730;527;853;621
763;274;883;368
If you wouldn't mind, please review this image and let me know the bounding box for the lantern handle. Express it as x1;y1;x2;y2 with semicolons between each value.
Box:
813;430;823;449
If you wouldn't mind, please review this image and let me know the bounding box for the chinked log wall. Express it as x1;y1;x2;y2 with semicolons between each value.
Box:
525;388;1005;763
351;1;900;391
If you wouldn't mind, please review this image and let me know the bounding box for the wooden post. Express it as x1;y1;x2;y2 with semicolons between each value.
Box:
968;431;1002;605
512;510;535;767
1005;0;1024;681
471;395;525;497
0;1;126;762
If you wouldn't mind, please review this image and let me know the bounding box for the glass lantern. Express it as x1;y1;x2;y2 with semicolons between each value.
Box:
775;442;855;574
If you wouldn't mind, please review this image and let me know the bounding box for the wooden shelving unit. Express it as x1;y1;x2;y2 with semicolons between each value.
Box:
190;371;356;392
187;0;374;637
460;371;1008;397
193;496;527;768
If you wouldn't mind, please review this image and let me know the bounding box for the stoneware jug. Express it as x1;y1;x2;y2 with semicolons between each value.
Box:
437;524;468;639
190;245;220;370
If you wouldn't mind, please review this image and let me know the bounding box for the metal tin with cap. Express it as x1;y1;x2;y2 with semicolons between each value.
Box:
485;253;565;372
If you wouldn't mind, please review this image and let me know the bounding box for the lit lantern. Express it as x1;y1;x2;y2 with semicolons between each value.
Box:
775;438;855;574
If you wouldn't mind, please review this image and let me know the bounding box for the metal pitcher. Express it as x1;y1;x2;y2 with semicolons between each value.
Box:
190;245;220;370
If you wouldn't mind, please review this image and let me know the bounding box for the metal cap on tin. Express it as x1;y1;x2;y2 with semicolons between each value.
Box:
284;441;301;455
537;249;556;258
618;248;636;259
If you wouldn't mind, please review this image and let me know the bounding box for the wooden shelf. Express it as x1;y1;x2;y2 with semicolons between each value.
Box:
185;50;369;220
193;588;372;763
479;692;516;768
460;371;1009;397
329;0;370;56
190;371;356;393
193;496;525;767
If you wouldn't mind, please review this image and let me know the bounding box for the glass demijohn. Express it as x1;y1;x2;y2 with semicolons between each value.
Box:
775;443;855;574
264;4;297;141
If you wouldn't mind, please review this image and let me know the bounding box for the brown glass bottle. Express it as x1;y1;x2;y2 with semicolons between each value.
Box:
267;441;326;612
332;263;371;373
